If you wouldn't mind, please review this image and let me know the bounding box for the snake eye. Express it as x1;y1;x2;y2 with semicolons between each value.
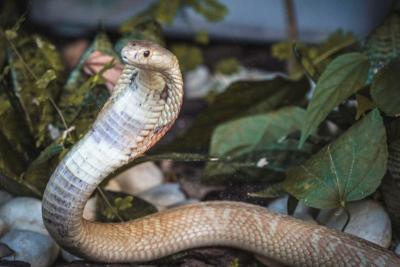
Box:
143;50;150;57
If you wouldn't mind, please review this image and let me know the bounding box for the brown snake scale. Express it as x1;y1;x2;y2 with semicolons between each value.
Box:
42;40;400;266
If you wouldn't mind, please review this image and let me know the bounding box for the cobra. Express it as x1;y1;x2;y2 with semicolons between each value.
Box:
42;40;400;266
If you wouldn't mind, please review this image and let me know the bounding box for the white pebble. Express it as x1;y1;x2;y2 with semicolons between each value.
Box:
61;249;82;262
395;243;400;255
138;183;186;210
105;162;164;195
1;229;59;267
317;200;392;248
0;197;48;235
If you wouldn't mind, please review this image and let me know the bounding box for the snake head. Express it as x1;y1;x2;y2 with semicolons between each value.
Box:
121;40;178;72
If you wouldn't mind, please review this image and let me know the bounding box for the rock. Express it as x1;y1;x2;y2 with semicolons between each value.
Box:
0;197;48;235
184;65;212;99
138;183;186;210
83;196;97;221
317;200;392;248
395;243;400;255
105;162;164;195
267;195;315;223
0;190;12;206
1;229;59;267
61;249;82;262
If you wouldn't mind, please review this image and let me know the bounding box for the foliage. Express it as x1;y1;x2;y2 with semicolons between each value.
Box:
0;2;399;236
97;190;157;223
284;110;387;209
214;57;241;75
370;58;400;116
120;0;227;33
271;30;357;78
171;44;203;73
299;53;369;146
364;13;400;83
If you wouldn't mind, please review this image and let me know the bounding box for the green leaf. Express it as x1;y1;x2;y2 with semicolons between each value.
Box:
195;30;209;45
210;106;305;157
161;77;309;153
97;191;157;223
188;0;228;22
204;107;311;185
355;94;375;120
365;13;400;82
370;58;400;116
35;69;57;90
299;53;370;147
171;44;203;73
284;109;387;209
214;57;240;75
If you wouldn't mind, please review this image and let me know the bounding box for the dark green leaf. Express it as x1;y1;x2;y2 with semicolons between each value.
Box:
210;106;305;157
285;109;387;209
365;12;400;82
299;53;370;147
370;58;400;116
204;107;310;184
162;77;309;153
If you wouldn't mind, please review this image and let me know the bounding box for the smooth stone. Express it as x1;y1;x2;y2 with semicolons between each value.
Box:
61;249;82;262
267;195;315;223
0;190;12;206
138;183;186;210
317;200;392;248
1;229;59;267
0;197;48;235
105;162;164;195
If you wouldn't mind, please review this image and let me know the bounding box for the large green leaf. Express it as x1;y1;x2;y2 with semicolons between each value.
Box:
370;58;400;116
210;106;305;157
284;109;387;209
203;107;311;184
365;12;400;82
299;53;370;147
162;77;309;153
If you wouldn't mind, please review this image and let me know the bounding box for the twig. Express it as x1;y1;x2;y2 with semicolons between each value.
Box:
283;0;299;73
341;207;351;232
96;187;124;222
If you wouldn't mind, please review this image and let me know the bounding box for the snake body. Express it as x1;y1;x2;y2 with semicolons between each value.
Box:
42;41;400;266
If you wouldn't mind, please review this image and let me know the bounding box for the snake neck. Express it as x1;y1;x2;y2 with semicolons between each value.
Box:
42;62;183;253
